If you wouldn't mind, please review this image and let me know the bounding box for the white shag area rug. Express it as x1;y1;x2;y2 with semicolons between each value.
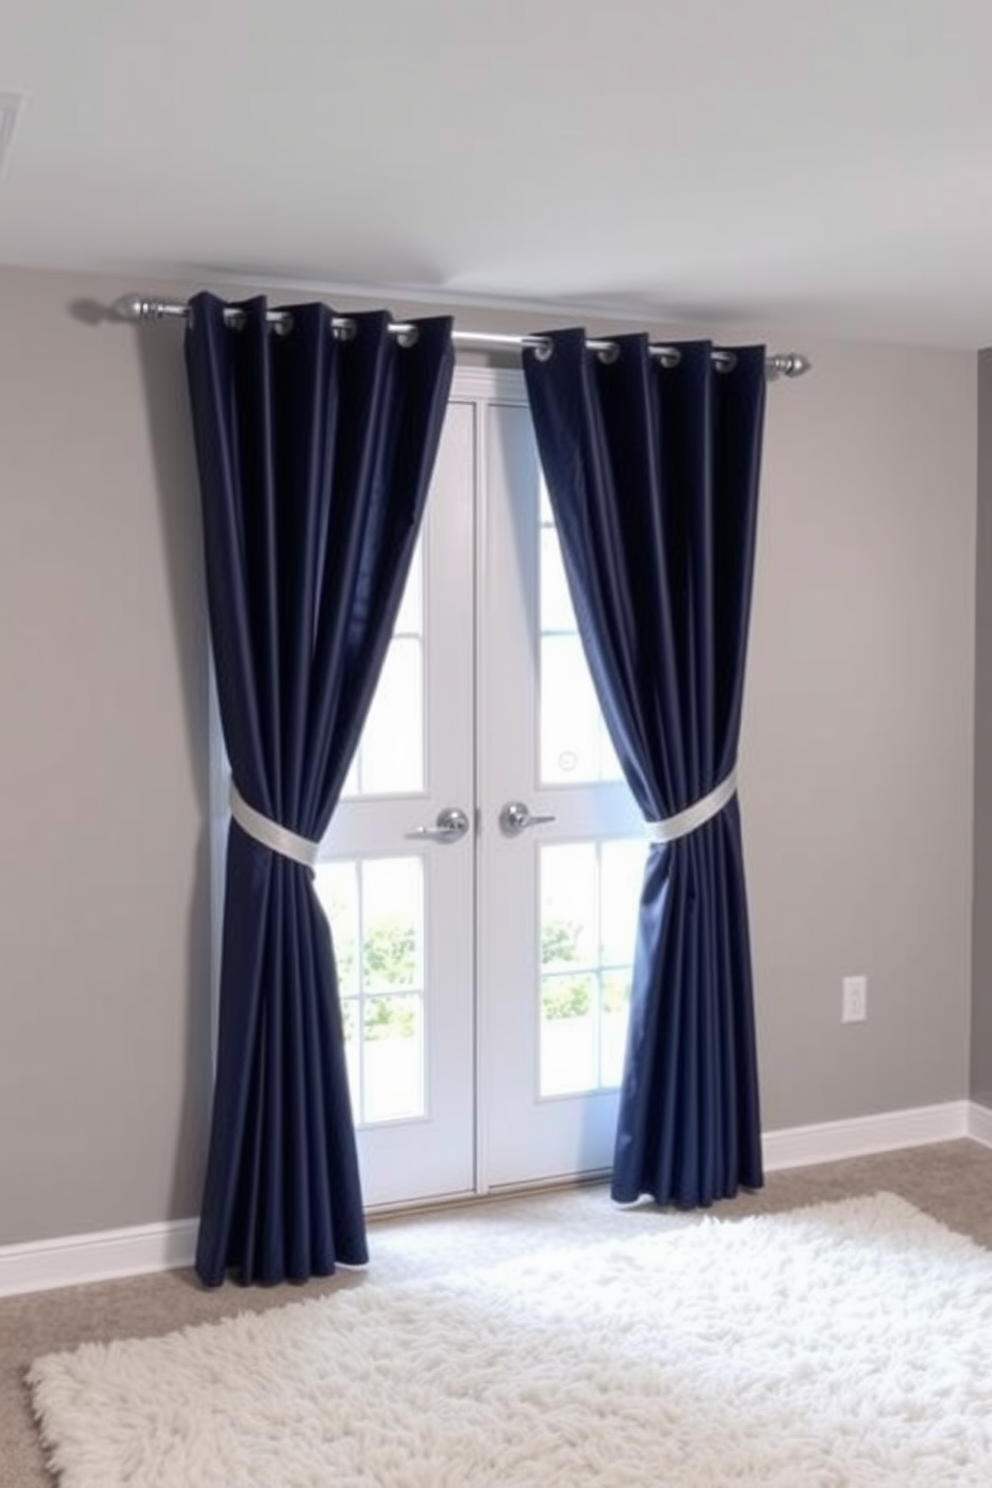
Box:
28;1193;992;1487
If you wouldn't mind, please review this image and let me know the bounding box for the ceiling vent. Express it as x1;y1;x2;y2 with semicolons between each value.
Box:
0;92;24;176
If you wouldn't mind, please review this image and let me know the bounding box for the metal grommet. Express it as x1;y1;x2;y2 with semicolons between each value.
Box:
397;325;420;348
335;319;357;343
533;339;554;362
273;312;293;337
596;343;620;365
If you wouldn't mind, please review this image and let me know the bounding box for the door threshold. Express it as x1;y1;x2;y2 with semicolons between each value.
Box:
365;1169;611;1225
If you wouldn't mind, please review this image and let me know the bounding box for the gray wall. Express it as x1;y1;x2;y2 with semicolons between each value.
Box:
0;267;978;1246
743;339;975;1128
0;270;212;1245
972;351;992;1107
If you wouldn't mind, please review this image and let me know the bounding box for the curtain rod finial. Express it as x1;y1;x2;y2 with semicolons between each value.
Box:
768;352;812;379
113;293;189;323
113;293;147;321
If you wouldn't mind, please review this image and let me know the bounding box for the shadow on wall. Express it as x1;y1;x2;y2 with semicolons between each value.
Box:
139;315;213;1223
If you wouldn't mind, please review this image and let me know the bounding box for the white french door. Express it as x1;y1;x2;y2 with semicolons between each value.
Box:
318;369;643;1210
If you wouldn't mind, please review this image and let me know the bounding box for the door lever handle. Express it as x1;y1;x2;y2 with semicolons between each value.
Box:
498;801;557;837
407;806;471;843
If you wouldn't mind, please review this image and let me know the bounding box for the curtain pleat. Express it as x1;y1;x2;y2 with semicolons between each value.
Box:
185;293;453;1284
524;331;765;1207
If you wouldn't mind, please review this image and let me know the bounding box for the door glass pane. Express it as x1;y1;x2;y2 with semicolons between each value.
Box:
314;856;425;1125
538;500;623;785
600;840;646;962
540;634;620;784
540;971;598;1095
341;543;424;798
538;840;643;1097
351;637;423;795
599;840;645;1085
539;527;575;632
363;994;423;1123
394;544;423;634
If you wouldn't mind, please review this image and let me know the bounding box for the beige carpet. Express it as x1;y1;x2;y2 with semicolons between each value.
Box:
4;1140;992;1486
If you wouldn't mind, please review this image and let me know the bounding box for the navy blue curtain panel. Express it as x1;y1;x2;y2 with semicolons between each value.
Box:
523;331;766;1207
185;292;454;1284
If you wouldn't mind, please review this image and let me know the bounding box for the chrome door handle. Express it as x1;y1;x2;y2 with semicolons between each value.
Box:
498;801;557;837
407;806;471;843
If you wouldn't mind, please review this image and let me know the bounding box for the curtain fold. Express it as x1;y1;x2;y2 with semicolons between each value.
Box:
185;292;454;1284
523;331;765;1207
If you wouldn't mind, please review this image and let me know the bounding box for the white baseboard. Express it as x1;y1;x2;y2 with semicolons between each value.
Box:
762;1100;972;1170
0;1217;197;1298
3;1101;991;1298
968;1100;992;1148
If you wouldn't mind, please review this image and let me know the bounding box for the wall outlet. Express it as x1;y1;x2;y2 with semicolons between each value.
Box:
842;974;867;1023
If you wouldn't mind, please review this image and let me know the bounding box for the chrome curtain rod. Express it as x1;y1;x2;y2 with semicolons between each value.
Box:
113;294;811;379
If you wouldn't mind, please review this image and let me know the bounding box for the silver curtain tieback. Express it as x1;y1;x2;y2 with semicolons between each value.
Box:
647;768;738;845
229;782;321;869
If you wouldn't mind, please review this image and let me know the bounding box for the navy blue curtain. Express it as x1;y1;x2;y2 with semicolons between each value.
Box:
185;292;454;1284
523;331;765;1207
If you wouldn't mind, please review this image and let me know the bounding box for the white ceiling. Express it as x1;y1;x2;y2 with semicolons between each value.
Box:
4;0;992;347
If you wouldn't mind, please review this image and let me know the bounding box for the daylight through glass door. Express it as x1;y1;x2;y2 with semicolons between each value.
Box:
318;373;643;1208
